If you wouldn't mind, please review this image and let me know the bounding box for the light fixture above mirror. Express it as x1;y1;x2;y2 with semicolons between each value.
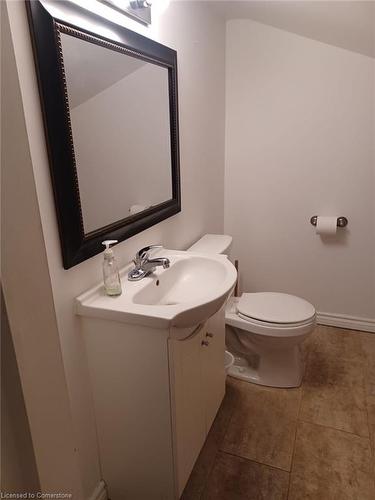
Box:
99;0;152;25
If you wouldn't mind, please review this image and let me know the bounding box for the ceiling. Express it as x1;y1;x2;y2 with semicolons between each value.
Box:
199;1;375;58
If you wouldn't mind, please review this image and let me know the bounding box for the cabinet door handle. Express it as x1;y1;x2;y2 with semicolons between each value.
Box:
206;332;213;338
201;340;209;346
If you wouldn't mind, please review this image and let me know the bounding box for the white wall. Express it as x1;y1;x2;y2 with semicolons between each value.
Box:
1;293;40;494
225;19;375;323
3;0;225;497
2;4;88;496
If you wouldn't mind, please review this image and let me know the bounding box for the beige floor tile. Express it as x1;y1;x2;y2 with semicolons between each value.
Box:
184;328;375;498
370;424;375;453
304;326;366;387
367;392;375;425
300;326;369;436
221;381;301;471
201;451;289;500
361;334;375;424
360;333;375;462
361;333;375;369
370;424;375;480
289;422;375;500
300;382;369;436
300;326;319;363
304;348;365;388
310;326;365;364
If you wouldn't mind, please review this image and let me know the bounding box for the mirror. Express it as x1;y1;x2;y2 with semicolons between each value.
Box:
27;0;180;268
61;32;173;234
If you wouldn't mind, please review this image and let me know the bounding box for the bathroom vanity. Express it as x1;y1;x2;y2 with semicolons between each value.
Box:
76;249;236;499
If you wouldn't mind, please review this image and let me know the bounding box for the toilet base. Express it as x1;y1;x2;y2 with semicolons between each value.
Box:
227;347;304;388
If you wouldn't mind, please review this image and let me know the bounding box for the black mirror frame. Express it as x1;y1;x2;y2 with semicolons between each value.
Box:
26;0;181;269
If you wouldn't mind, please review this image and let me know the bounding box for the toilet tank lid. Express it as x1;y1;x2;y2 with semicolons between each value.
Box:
187;234;233;254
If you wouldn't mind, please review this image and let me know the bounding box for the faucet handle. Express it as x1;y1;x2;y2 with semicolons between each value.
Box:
135;245;162;264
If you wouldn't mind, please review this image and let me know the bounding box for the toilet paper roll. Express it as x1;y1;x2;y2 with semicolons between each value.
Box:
316;216;337;235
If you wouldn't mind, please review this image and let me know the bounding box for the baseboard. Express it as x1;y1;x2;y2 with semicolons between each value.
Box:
317;312;375;333
89;480;108;500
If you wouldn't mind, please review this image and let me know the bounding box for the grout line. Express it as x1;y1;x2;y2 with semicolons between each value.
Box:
286;410;302;495
297;417;371;440
218;450;292;474
286;342;311;498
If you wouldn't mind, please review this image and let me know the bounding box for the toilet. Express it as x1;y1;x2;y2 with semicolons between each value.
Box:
188;234;316;388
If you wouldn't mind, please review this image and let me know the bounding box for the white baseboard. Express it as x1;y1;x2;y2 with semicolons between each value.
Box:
317;312;375;333
89;481;108;500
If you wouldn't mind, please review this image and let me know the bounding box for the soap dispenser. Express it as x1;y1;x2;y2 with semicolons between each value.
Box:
102;240;122;296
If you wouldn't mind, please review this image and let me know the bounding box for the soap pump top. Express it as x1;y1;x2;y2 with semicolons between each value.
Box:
102;240;122;296
102;240;118;259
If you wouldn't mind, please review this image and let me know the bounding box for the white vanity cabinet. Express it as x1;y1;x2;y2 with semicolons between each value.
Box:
76;249;237;499
202;308;226;430
79;307;226;500
169;307;226;496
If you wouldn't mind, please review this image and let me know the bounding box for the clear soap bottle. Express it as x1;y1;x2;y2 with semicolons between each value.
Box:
102;240;122;296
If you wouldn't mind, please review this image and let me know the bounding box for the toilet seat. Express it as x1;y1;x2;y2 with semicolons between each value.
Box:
237;292;316;324
237;312;316;329
225;295;316;338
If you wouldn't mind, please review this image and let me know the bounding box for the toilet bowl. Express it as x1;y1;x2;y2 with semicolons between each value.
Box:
187;234;316;388
225;294;315;387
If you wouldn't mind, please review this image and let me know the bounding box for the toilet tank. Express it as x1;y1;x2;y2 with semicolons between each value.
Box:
187;234;232;255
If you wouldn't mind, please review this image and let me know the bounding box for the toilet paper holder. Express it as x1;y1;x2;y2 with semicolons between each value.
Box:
310;216;348;228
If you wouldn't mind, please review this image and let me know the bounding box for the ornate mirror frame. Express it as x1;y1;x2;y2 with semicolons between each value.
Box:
26;0;180;269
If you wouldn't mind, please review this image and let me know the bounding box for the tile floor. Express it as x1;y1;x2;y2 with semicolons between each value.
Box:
182;326;375;500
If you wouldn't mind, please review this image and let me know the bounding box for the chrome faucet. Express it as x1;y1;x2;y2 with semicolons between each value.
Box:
128;245;170;281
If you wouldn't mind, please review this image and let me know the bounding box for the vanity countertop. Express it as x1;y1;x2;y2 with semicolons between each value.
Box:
75;248;237;333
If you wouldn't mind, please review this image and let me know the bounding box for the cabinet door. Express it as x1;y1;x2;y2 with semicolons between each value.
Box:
201;306;226;432
168;324;206;497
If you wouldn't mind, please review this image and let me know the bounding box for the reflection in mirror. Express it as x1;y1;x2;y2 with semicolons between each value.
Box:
60;32;172;234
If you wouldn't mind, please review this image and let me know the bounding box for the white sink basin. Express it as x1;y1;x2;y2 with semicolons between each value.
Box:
133;256;229;306
76;249;237;332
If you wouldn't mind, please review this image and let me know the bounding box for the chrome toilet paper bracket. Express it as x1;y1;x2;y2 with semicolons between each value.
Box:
310;216;348;228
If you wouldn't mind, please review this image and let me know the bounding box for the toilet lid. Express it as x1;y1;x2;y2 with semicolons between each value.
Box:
237;293;315;324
